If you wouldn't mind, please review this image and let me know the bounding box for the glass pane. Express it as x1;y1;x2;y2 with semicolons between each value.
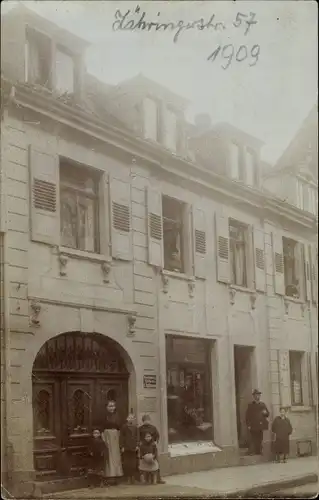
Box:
55;49;74;94
78;197;95;252
60;191;77;248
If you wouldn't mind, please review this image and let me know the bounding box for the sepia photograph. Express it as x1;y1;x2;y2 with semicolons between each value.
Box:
0;1;318;498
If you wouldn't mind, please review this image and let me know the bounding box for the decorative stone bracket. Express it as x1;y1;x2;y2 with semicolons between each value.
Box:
101;261;111;283
188;279;195;298
161;271;169;294
229;288;236;305
30;300;41;327
58;253;68;276
250;293;257;310
127;314;137;337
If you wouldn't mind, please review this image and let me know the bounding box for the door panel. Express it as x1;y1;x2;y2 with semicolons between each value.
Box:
95;379;128;427
63;379;94;474
33;378;61;475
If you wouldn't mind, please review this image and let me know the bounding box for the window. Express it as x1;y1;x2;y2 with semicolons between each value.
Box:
25;28;77;94
143;97;160;142
229;219;248;287
283;237;301;298
246;150;256;187
26;28;52;87
289;351;303;405
230;143;240;180
164;108;178;152
60;162;99;253
166;336;213;444
55;47;75;94
162;195;186;273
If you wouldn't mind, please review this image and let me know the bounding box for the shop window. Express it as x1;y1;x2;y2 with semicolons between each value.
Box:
283;237;301;298
166;336;213;443
60;162;100;253
163;195;186;273
289;351;303;405
229;219;248;287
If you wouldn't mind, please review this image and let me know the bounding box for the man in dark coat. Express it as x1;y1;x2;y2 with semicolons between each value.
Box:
245;389;269;455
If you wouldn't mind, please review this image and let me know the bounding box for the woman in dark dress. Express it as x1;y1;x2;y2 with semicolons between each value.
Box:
120;413;139;484
271;407;293;463
102;400;123;483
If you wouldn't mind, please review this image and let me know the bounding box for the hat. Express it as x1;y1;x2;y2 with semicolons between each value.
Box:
252;389;261;395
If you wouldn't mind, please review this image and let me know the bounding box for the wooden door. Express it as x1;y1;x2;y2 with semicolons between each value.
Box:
62;379;94;475
33;377;61;476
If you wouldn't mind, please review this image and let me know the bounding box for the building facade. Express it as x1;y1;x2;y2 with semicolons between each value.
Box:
0;6;318;496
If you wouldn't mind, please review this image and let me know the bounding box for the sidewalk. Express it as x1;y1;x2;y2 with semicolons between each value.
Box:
43;456;318;498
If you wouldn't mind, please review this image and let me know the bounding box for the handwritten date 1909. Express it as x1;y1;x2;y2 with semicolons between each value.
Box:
207;44;260;70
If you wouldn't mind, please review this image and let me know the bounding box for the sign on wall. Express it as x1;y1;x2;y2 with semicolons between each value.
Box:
139;396;157;413
143;374;157;389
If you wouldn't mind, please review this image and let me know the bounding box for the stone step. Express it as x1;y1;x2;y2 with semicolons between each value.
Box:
36;477;89;496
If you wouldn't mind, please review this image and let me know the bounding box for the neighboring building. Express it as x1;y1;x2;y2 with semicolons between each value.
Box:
0;6;318;496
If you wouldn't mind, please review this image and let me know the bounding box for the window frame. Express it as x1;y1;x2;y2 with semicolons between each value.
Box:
229;218;250;288
282;236;303;299
163;105;179;153
59;161;100;254
289;351;304;406
162;194;190;275
55;44;76;95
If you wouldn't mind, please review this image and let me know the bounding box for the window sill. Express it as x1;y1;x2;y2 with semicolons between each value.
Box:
162;269;194;282
290;405;312;413
168;441;221;457
284;296;305;305
58;246;111;264
230;284;256;294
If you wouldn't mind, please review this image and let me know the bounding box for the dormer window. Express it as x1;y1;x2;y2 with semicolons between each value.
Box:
25;27;77;95
246;149;257;187
164;108;178;153
230;143;242;180
25;28;52;87
55;47;75;94
143;97;160;142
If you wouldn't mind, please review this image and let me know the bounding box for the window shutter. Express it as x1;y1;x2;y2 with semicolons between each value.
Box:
29;146;60;245
146;187;163;268
303;244;312;301
192;206;207;279
99;172;111;257
215;213;230;284
272;232;285;295
109;176;132;260
278;350;291;407
310;244;318;303
253;227;265;292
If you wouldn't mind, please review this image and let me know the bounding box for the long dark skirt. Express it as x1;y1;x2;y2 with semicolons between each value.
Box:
273;437;290;455
122;450;138;477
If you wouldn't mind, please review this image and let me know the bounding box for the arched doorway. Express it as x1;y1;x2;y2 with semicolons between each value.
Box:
32;332;129;478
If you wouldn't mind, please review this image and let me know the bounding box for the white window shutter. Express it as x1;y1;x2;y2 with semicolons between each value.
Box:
253;227;266;292
278;350;291;407
146;187;163;268
29;146;60;245
272;232;285;295
304;244;312;301
215;213;230;284
310;244;318;303
99;172;111;257
109;176;132;261
192;206;207;279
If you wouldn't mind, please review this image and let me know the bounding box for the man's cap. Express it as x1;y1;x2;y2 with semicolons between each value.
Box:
252;389;262;395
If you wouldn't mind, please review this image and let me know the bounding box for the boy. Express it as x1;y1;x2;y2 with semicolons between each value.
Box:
87;428;108;488
120;412;139;484
139;414;165;484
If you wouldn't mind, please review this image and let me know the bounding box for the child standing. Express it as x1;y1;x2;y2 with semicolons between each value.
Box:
271;407;293;463
138;431;159;485
139;414;165;484
87;429;108;488
120;413;139;484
